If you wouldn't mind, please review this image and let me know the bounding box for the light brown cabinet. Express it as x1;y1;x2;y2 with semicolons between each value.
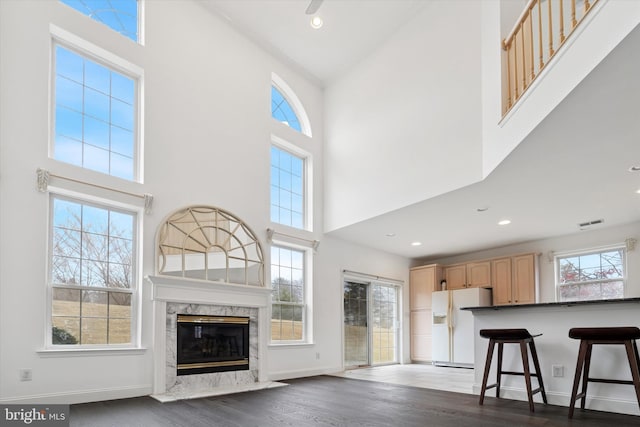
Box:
444;264;466;290
444;261;491;289
409;264;442;362
491;254;536;305
466;261;491;288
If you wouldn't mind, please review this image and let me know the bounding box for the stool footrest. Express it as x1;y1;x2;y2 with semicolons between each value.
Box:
501;371;541;378
484;383;498;391
588;378;635;385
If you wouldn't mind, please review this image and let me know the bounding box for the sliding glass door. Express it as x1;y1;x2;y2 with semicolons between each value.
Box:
343;279;399;368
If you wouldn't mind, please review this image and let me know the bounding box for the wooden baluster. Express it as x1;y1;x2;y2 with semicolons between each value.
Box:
520;22;526;90
571;0;577;28
538;0;544;69
584;0;591;12
528;10;534;80
504;39;512;109
511;32;520;102
559;0;565;43
548;0;555;57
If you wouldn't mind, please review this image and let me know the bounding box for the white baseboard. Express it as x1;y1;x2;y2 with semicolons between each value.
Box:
0;385;152;405
472;384;640;416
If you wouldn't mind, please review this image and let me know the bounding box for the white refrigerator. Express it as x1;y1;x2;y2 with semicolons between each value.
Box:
432;288;492;367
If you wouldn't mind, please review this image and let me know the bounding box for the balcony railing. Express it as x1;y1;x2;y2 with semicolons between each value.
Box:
502;0;599;115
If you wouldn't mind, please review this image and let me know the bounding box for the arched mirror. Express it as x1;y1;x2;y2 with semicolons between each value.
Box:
156;206;264;286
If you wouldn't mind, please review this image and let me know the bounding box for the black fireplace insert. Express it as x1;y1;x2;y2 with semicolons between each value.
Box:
176;314;250;376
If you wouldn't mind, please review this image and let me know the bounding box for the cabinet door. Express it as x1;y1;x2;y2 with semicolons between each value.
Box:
491;258;512;305
410;266;437;310
445;265;466;289
512;254;535;304
466;261;491;288
410;310;432;361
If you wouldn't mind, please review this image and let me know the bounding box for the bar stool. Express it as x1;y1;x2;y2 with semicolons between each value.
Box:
479;328;547;412
568;326;640;418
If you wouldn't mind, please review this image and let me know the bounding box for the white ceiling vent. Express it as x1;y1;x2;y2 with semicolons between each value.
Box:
578;219;604;230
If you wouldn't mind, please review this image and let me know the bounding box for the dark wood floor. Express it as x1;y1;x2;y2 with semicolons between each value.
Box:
70;375;639;427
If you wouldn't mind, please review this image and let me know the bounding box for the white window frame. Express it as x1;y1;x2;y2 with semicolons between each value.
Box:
554;243;627;302
271;73;312;137
45;187;143;350
50;25;145;183
271;135;313;232
269;242;313;346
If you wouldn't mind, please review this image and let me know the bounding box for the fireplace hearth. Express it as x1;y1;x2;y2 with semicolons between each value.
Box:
176;314;250;376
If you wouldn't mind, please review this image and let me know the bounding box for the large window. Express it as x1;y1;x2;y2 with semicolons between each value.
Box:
54;44;137;180
270;145;305;229
556;246;625;302
50;195;137;346
270;245;307;342
60;0;140;42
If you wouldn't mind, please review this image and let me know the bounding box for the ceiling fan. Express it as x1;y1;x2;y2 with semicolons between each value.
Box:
305;0;324;15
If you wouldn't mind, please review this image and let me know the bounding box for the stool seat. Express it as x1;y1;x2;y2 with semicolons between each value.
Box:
569;326;640;341
480;329;534;341
568;326;640;418
479;328;547;412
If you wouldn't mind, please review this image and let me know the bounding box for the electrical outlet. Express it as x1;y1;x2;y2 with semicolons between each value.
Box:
552;365;564;377
19;369;32;382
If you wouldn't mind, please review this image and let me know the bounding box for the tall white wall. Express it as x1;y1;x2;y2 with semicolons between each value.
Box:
324;0;484;232
0;0;410;403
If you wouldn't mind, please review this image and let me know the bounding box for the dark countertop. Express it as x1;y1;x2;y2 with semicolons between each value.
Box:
462;297;640;311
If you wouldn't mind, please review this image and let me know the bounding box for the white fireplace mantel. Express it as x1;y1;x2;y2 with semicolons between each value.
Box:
145;275;271;396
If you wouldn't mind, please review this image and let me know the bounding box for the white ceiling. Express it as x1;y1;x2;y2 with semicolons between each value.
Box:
202;1;640;260
202;0;429;84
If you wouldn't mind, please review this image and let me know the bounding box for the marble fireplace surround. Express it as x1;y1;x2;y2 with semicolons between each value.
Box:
146;275;274;400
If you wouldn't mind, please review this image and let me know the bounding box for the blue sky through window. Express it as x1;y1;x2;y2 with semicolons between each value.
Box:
55;45;136;180
271;86;301;132
271;146;304;229
60;0;138;42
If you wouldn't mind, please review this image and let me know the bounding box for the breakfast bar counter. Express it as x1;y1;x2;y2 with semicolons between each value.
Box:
463;298;640;416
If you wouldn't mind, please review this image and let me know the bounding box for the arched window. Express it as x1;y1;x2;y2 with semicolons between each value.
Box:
156;206;264;286
271;73;312;137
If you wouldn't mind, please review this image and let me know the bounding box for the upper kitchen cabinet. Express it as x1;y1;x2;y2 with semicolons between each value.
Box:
444;264;466;290
491;253;537;305
410;264;442;310
444;261;491;289
466;261;491;288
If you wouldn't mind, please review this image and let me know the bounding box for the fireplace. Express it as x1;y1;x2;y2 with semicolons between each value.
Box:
176;314;250;376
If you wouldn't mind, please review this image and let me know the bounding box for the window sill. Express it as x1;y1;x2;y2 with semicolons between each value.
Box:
37;347;147;357
268;342;315;349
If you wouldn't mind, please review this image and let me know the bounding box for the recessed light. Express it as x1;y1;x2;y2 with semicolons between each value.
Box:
476;207;489;212
310;16;323;29
636;189;640;194
385;233;396;237
498;219;511;226
411;241;422;246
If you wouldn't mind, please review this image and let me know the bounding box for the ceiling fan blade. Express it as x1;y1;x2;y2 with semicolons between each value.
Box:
305;0;324;15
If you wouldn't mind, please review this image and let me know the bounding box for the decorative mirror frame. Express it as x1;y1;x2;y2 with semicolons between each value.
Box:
156;206;264;286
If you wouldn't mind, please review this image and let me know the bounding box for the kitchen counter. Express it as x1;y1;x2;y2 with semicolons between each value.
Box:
462;296;640;311
465;297;640;416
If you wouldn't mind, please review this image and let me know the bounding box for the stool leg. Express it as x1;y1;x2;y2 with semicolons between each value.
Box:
569;340;588;418
520;341;535;412
479;339;495;405
496;342;504;398
529;340;547;404
624;340;640;409
580;342;593;410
